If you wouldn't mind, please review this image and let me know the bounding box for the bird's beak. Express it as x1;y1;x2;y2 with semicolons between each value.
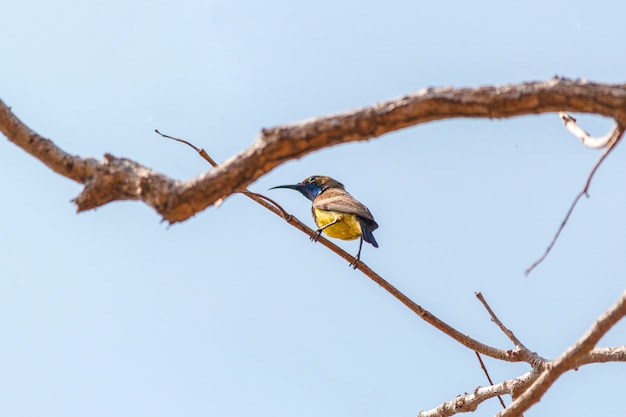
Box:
270;182;316;201
269;184;303;191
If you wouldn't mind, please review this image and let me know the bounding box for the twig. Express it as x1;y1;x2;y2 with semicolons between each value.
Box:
525;123;625;275
474;292;546;368
155;129;290;218
496;291;626;417
474;351;507;409
475;292;525;348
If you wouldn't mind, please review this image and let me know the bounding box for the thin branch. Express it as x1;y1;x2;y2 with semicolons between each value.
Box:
475;292;526;349
497;291;626;417
474;351;507;409
475;292;547;368
157;132;529;364
525;123;625;275
154;129;291;217
346;261;518;362
4;79;626;223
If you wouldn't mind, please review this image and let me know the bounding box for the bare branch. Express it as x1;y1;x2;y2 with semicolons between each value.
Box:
577;346;626;365
421;295;626;417
158;133;528;364
525;124;625;275
4;79;626;223
559;112;616;148
476;292;526;349
475;292;547;368
154;129;291;218
0;100;100;183
173;79;626;223
497;291;626;417
417;371;536;417
474;351;507;409
350;261;521;362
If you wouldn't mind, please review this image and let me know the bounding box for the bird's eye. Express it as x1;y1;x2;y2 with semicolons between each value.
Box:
308;176;317;183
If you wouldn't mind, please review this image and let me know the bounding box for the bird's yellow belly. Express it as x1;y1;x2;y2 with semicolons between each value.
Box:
314;209;362;240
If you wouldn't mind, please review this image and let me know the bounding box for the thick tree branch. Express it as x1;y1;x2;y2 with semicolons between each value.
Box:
3;78;626;223
0;100;181;213
0;100;100;183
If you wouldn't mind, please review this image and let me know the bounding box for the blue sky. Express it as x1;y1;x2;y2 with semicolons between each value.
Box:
1;1;625;416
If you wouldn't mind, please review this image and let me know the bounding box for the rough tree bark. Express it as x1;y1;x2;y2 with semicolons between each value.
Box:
2;77;626;224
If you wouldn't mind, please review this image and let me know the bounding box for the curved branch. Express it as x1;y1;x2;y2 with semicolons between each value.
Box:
3;78;626;223
559;112;618;148
525;123;625;275
0;101;181;214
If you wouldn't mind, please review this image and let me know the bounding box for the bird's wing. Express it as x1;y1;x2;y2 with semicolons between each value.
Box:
314;189;378;229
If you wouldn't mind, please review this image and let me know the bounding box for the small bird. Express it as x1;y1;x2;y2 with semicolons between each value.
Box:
271;175;378;268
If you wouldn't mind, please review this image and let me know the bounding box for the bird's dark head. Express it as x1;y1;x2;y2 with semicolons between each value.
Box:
270;175;344;201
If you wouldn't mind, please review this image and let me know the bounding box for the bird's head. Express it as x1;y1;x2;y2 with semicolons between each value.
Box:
270;175;344;201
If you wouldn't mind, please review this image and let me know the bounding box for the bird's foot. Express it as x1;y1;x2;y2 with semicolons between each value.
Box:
311;229;322;242
349;257;360;269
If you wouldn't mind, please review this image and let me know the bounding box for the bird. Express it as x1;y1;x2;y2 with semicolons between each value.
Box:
270;175;378;268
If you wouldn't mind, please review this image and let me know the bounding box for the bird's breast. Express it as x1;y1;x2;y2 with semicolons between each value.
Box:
313;208;362;241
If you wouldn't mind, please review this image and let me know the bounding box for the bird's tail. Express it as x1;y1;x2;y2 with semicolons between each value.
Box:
361;225;379;248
